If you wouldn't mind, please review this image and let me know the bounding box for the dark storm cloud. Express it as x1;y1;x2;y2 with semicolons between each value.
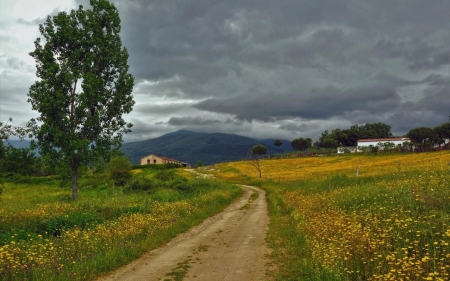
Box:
59;0;450;139
194;82;402;121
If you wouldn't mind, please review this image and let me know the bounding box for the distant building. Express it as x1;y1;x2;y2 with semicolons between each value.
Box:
140;154;190;167
357;138;410;152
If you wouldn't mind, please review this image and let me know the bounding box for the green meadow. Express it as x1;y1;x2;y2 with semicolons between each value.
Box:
0;167;242;281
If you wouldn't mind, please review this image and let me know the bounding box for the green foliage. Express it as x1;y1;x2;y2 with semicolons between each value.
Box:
108;156;132;186
350;122;393;139
407;127;437;150
433;122;450;147
125;170;189;192
274;139;283;147
38;212;103;238
154;169;177;181
251;144;268;155
126;176;156;191
291;138;312;151
0;146;41;176
195;160;203;168
317;122;393;148
27;0;135;200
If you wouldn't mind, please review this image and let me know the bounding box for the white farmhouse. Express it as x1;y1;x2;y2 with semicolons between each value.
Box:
357;138;410;152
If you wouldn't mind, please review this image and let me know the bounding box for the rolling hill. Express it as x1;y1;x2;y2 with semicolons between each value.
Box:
120;130;294;165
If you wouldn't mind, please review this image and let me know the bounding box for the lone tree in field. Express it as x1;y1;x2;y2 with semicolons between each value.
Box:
251;144;268;156
274;139;283;147
249;144;267;179
27;0;135;201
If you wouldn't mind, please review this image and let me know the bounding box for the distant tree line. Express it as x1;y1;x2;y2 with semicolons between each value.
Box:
288;121;450;153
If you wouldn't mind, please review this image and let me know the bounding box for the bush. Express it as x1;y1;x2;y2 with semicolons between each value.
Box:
126;176;156;191
108;156;132;186
154;169;176;181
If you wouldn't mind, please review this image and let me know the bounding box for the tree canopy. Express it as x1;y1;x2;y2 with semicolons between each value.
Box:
251;144;268;156
27;0;134;200
291;138;312;151
274;139;283;147
316;122;393;148
407;127;437;151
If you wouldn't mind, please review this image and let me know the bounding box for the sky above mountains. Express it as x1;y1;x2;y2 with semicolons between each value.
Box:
1;0;449;142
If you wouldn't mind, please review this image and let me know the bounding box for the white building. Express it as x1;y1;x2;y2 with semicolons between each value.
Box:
357;138;410;152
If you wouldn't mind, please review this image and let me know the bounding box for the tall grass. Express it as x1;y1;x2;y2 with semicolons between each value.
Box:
0;168;243;280
213;151;450;280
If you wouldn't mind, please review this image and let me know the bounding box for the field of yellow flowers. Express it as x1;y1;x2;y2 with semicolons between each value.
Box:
212;151;450;280
0;169;242;280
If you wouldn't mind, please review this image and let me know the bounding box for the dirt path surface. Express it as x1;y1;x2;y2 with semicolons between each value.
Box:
96;185;269;281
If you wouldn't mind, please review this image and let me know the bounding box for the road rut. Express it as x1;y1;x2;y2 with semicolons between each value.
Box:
97;185;269;281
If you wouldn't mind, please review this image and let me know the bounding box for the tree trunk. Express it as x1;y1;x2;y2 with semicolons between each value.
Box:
72;170;78;201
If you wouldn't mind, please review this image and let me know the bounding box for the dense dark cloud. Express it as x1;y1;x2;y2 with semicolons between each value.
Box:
2;0;449;142
194;82;402;121
168;116;221;126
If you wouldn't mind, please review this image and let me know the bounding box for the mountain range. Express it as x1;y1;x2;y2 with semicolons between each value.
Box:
120;130;294;165
5;130;295;166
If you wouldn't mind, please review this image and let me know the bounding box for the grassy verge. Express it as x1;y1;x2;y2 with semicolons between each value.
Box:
0;169;243;280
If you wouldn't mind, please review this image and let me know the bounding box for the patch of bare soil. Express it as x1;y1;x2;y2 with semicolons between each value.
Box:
96;185;269;281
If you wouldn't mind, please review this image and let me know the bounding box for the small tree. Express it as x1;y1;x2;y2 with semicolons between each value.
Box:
249;144;267;179
251;144;268;155
274;139;283;147
27;0;135;200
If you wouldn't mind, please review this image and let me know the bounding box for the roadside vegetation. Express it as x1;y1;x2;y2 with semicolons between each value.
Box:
210;150;450;281
0;165;243;280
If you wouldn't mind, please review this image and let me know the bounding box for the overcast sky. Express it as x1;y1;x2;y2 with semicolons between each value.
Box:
1;0;449;142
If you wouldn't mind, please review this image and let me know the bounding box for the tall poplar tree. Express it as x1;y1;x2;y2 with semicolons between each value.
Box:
27;0;135;201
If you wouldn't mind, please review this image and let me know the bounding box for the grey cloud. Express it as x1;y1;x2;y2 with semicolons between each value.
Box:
195;83;402;121
279;123;310;132
374;38;450;70
4;0;450;141
167;116;221;126
133;103;192;115
17;17;47;26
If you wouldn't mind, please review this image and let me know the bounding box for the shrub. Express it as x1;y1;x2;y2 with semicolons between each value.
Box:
108;156;132;186
154;169;177;181
126;176;156;191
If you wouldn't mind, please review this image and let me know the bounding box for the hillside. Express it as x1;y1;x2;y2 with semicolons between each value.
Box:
120;130;294;165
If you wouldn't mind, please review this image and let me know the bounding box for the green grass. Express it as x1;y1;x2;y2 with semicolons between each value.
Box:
0;169;243;280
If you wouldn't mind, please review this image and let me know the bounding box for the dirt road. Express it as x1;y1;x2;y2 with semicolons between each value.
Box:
97;185;269;281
